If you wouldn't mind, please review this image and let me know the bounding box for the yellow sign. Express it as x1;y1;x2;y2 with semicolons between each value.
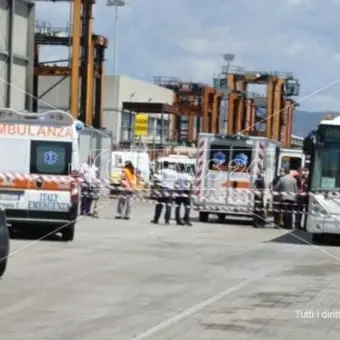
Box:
135;113;148;137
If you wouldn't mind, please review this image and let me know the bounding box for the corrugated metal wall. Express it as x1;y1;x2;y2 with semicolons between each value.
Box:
0;0;35;110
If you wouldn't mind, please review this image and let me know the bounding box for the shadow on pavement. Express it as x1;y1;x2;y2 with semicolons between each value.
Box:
268;229;340;247
10;228;61;242
268;229;312;245
191;216;253;226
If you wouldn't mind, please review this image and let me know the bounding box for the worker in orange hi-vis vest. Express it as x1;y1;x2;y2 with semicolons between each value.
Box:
115;161;136;220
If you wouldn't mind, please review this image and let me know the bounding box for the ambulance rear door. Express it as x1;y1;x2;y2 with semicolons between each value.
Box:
0;135;30;212
203;136;254;210
225;140;254;211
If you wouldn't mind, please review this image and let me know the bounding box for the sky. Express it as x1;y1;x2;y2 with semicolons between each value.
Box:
36;0;340;112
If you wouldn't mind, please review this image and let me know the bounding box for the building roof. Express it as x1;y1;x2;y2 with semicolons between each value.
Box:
122;102;180;115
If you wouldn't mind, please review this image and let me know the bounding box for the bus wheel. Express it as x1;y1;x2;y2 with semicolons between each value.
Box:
62;224;75;242
312;233;323;244
199;212;209;223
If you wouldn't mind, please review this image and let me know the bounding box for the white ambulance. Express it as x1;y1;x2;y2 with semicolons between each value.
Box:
193;133;280;224
0;108;82;241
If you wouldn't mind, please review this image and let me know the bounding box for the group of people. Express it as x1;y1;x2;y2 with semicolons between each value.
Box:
78;156;193;225
150;161;193;226
114;160;193;225
79;155;308;231
272;167;308;230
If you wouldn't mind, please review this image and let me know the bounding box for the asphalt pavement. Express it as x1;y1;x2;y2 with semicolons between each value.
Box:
1;199;340;339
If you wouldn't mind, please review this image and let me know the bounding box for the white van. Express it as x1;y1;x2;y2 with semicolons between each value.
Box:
111;151;150;182
156;155;196;176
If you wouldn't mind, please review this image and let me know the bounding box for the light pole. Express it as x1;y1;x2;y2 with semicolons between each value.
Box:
223;53;235;72
106;0;126;76
222;53;235;131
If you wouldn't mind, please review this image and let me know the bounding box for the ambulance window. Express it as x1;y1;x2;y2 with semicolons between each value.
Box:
230;147;252;167
209;144;231;169
30;141;72;175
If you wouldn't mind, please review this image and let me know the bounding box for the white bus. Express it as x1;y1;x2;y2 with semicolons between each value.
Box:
304;115;340;244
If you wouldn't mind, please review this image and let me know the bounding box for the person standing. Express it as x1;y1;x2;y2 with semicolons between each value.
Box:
253;172;265;228
274;170;298;229
116;161;136;220
79;155;99;216
174;163;193;226
272;168;286;227
291;168;305;230
151;161;177;225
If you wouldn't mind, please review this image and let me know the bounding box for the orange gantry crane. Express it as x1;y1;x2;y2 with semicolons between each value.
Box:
217;67;300;147
33;0;107;128
154;77;222;144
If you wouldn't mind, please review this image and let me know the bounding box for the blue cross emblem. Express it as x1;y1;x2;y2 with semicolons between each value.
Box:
44;151;58;165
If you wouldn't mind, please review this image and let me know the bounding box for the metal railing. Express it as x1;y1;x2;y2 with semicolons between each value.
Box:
222;65;293;79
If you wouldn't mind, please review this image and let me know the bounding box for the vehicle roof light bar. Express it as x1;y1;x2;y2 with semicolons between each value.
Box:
215;133;249;141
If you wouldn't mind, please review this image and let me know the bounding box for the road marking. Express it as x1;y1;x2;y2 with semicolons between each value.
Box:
133;272;271;339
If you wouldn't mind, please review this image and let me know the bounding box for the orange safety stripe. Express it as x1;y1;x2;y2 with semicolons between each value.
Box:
221;181;250;189
0;175;72;191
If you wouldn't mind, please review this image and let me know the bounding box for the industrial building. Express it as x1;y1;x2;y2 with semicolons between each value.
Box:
1;0;304;151
0;0;35;110
37;75;174;144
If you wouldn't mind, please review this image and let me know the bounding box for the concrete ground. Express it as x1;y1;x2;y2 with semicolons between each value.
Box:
1;199;340;340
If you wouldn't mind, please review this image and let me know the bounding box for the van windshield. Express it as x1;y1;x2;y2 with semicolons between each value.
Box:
30;141;72;175
156;161;195;175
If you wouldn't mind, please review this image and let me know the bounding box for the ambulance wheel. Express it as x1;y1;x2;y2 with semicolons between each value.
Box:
0;221;9;278
199;212;209;223
62;224;75;242
312;233;323;244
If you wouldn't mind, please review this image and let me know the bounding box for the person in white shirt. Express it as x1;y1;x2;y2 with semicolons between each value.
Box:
174;163;193;226
79;155;99;216
151;161;178;224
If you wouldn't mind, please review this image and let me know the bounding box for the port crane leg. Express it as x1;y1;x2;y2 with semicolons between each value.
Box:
70;0;82;120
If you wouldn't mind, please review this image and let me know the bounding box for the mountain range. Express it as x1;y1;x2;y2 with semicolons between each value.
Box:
292;110;335;137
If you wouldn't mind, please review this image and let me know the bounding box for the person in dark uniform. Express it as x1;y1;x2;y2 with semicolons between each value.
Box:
292;168;306;230
272;168;286;227
79;155;98;216
253;172;265;228
274;170;298;229
151;161;177;224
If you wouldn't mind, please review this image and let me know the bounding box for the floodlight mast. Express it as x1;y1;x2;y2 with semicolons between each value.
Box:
106;0;126;75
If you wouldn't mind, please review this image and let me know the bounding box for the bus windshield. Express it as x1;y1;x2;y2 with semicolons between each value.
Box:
311;142;340;190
